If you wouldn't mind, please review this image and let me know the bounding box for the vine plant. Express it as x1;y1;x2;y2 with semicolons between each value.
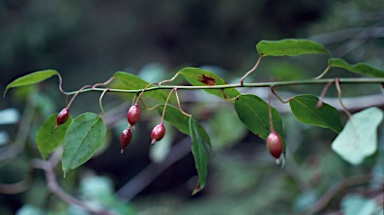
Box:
4;39;384;195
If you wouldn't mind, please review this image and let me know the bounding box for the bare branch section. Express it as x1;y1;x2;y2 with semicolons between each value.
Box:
30;150;119;215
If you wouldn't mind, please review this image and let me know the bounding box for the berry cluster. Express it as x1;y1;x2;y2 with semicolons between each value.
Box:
120;103;166;154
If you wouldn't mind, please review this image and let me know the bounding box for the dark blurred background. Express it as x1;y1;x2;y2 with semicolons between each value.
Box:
1;0;383;214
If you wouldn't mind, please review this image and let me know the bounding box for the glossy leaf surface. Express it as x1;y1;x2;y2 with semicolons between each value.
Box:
62;112;106;176
289;94;342;133
235;94;283;139
36;114;73;159
256;39;328;57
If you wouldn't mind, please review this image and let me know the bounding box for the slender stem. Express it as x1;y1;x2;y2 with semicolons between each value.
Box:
134;82;158;105
268;87;275;133
61;78;384;95
66;85;92;109
99;88;109;117
335;78;352;119
240;56;262;85
160;88;177;124
316;80;334;108
313;66;331;79
158;71;181;86
175;88;191;117
57;73;66;94
92;76;115;88
271;87;291;103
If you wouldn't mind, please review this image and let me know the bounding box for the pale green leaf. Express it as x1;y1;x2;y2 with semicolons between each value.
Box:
4;70;58;97
331;107;383;165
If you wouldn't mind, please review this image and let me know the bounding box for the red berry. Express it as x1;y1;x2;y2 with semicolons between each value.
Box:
120;128;132;154
127;105;141;129
151;124;165;144
266;132;283;159
55;108;70;130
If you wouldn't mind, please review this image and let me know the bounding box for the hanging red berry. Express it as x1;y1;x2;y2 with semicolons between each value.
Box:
127;105;141;129
266;132;283;159
151;123;165;144
120;128;132;154
55;108;70;130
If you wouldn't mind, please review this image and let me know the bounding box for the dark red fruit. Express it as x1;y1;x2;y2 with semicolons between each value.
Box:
127;105;141;129
266;132;283;159
120;128;132;154
55;108;70;130
151;124;165;144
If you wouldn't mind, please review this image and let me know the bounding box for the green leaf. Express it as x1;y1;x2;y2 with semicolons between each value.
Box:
235;94;283;139
4;70;58;97
113;71;168;102
256;39;329;57
289;94;342;133
36;114;73;159
331;107;383;165
179;67;240;100
189;115;209;195
157;105;211;148
62;112;106;176
329;58;384;77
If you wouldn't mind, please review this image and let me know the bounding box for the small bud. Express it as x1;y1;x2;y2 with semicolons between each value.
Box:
127;105;141;130
55;108;70;130
266;132;283;159
120;128;133;154
151;124;165;144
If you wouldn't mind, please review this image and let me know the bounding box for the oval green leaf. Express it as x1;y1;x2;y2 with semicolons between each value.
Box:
289;94;342;133
189;115;209;195
157;105;211;148
329;58;384;77
113;71;168;102
235;94;283;139
332;107;383;165
256;39;329;57
36;114;73;159
62;112;106;176
179;67;240;100
4;70;58;97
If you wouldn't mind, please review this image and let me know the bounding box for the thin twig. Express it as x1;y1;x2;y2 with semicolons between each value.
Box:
240;56;262;85
316;80;334;108
61;77;384;95
299;174;375;215
30;150;119;215
175;88;191;117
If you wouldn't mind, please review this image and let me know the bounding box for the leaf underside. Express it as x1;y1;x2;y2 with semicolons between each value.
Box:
332;107;383;165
